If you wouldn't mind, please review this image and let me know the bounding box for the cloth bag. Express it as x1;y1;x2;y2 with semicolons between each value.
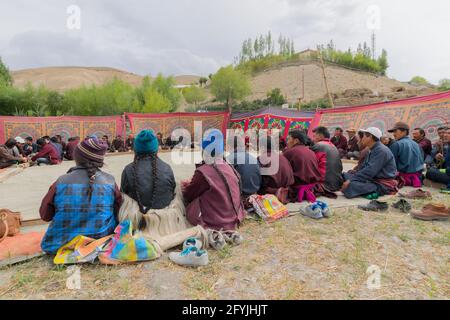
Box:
0;209;22;243
248;194;289;223
54;235;112;265
99;220;160;265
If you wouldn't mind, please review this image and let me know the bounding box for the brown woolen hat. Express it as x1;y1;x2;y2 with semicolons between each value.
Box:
388;121;410;133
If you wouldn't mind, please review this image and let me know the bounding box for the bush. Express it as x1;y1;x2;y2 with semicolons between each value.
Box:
438;79;450;91
409;76;430;86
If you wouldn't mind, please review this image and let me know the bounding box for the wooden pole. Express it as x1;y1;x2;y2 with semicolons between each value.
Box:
319;51;335;108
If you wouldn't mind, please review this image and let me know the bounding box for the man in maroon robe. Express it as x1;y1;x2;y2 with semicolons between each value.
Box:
331;127;348;158
283;130;322;202
258;137;294;203
413;128;432;160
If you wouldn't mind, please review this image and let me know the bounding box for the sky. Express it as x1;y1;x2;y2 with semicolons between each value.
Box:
0;0;449;84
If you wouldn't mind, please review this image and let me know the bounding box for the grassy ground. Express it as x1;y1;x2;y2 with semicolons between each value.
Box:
1;194;448;300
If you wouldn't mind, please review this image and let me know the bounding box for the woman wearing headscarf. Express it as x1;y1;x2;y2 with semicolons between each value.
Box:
39;137;122;254
120;130;176;220
183;130;246;231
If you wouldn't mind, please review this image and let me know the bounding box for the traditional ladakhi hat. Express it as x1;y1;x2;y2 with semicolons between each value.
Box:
74;137;108;164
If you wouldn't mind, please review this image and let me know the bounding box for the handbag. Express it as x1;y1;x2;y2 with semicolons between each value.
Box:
0;209;22;243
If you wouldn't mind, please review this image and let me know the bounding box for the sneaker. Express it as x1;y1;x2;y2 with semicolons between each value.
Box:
207;230;226;250
410;203;450;221
168;246;209;267
300;203;323;219
315;200;332;218
182;237;203;251
399;189;432;199
358;200;388;212
392;199;412;213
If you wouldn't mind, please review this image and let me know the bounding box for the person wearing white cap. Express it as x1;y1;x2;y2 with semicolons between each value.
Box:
341;127;398;199
14;136;26;156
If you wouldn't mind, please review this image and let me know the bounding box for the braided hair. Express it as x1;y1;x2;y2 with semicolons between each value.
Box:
132;152;159;229
75;156;103;201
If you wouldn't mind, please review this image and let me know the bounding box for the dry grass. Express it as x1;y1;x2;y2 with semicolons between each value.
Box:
1;195;449;300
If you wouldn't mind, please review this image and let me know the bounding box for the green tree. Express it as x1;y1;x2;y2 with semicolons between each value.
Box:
266;88;286;105
183;86;207;106
0;57;12;86
210;66;251;111
142;87;171;113
377;49;389;75
438;78;450;91
151;74;181;112
410;76;430;86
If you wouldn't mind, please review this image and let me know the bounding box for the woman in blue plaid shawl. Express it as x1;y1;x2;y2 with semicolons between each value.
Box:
39;137;123;254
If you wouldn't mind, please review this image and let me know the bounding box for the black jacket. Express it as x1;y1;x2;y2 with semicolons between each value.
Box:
121;157;176;210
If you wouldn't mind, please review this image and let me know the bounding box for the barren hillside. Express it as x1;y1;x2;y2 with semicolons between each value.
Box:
11;67;202;92
249;62;435;106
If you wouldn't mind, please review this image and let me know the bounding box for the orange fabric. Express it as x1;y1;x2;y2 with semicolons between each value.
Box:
0;232;44;260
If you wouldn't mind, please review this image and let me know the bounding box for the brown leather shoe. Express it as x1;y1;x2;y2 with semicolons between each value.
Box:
399;189;432;199
411;203;450;221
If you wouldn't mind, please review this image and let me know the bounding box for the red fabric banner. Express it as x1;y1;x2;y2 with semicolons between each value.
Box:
0;115;124;144
308;91;450;142
126;112;230;139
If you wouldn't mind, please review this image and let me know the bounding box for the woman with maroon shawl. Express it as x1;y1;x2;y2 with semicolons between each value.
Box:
182;130;245;231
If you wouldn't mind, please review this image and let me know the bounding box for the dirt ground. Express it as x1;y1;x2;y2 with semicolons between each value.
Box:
0;153;449;300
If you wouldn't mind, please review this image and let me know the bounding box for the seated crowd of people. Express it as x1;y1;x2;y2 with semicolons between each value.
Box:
0;134;138;169
34;122;449;254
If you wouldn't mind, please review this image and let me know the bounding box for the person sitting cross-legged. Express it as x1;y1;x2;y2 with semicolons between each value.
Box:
0;139;28;169
183;130;246;231
310;126;344;194
388;122;424;188
342;127;398;199
426;126;448;169
346;128;360;160
283;130;322;203
426;127;450;191
31;138;61;166
39;137;123;254
227;136;262;206
258;137;294;203
121;130;176;214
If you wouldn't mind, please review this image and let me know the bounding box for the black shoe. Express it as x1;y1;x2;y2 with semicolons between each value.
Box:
392;199;412;213
358;200;388;212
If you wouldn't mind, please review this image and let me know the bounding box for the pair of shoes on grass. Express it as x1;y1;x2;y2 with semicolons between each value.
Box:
168;237;208;267
392;199;412;213
358;200;388;212
207;229;243;251
300;201;332;220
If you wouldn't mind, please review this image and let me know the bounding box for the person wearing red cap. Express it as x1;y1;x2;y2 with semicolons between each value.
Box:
39;137;123;254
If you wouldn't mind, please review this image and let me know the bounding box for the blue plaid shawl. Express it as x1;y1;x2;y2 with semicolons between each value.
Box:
41;183;117;254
